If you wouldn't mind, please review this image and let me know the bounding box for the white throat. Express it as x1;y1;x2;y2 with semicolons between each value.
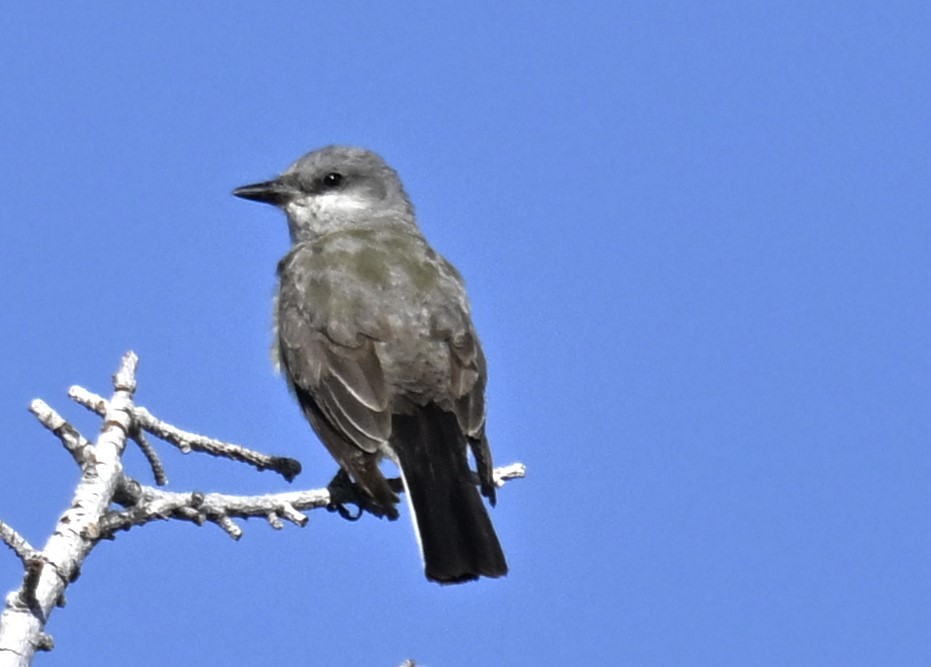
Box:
283;191;373;240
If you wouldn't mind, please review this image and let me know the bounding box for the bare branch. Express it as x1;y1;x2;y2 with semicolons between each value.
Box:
99;484;326;537
32;394;167;486
130;429;168;486
98;463;524;539
0;352;139;665
68;387;302;482
27;400;92;468
1;350;526;665
0;523;35;568
111;352;138;393
493;462;526;486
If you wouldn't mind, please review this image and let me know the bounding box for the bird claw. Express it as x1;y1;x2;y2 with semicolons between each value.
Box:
329;501;363;522
326;469;397;521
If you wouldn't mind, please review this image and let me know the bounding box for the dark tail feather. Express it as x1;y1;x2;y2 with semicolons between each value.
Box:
391;404;507;584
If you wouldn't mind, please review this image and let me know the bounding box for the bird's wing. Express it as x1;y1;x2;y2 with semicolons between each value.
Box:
426;283;495;504
276;255;397;511
445;326;497;504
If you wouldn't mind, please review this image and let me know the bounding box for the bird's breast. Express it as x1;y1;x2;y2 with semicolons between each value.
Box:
277;228;474;402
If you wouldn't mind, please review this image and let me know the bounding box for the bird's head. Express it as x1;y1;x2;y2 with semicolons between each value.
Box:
233;146;416;242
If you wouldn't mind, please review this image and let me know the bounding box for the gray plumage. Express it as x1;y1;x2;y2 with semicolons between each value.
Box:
233;146;506;583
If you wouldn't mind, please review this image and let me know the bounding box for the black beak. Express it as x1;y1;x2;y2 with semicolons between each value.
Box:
232;179;293;206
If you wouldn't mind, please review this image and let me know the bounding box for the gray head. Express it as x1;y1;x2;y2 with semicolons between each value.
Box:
233;146;416;242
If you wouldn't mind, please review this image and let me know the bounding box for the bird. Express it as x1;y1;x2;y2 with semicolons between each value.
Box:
233;146;507;583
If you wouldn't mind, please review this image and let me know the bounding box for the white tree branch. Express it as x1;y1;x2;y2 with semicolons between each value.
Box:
0;352;138;666
99;462;526;539
0;353;526;665
0;524;36;569
68;386;302;482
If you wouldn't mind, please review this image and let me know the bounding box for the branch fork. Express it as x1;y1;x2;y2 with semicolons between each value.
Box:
0;352;525;665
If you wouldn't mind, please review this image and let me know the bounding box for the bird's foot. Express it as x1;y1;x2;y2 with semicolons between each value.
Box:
326;469;398;521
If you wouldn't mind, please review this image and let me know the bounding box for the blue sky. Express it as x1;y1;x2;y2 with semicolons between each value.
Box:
1;3;930;665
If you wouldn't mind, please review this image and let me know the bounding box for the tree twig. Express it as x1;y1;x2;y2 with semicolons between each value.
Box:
68;387;302;482
0;523;36;568
27;400;92;468
129;428;167;486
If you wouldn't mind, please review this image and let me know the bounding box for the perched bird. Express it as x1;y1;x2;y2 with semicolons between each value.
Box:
233;146;507;583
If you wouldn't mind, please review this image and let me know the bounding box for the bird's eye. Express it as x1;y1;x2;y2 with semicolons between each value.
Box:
322;172;344;188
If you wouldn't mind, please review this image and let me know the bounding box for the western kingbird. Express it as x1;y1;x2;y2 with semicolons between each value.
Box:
233;146;507;583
